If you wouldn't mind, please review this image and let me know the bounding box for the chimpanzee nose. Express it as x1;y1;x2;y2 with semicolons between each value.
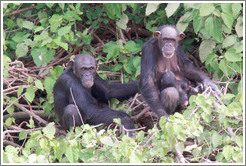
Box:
166;43;172;48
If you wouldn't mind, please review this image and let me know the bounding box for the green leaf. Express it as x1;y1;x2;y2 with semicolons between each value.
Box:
42;122;56;139
235;136;243;148
224;48;242;62
31;47;47;67
19;131;27;140
58;26;71;36
165;3;180;18
23;20;34;30
54;37;68;50
27;77;33;83
12;32;31;43
49;14;63;32
193;10;201;34
100;136;114;146
223;145;233;161
222;35;237;48
65;145;79;163
15;43;28;58
7;19;15;29
232;3;242;18
221;3;232;14
200;4;215;16
212;132;222;148
145;3;160;16
46;3;54;8
116;13;128;30
25;85;36;103
199;39;216;63
235;16;243;38
129;151;143;163
44;77;56;94
205;17;223;43
132;56;141;68
219;59;227;73
5;117;14;127
222;12;234;31
35;80;44;91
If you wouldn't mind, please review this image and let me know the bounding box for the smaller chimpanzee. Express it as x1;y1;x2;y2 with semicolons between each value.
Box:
53;54;139;136
160;71;189;114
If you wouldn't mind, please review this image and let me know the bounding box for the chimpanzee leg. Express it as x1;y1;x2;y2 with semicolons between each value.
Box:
62;104;83;129
160;87;179;114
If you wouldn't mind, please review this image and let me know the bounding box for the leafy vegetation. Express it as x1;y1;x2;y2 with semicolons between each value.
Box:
2;3;244;163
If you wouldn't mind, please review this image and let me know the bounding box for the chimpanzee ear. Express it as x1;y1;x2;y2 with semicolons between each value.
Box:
153;31;161;39
68;59;74;67
95;58;99;64
179;32;185;41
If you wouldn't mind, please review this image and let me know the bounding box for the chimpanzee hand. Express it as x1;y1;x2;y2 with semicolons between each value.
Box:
202;79;222;97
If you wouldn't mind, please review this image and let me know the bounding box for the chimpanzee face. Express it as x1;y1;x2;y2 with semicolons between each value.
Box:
154;26;185;58
72;54;97;88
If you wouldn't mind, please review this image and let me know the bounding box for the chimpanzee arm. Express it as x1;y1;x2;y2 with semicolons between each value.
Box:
139;40;169;118
178;47;220;93
91;74;139;102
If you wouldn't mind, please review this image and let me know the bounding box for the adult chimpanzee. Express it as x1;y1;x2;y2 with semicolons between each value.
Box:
139;25;220;119
53;54;138;136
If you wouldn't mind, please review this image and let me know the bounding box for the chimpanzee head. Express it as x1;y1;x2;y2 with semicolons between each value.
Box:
71;54;97;88
153;25;185;58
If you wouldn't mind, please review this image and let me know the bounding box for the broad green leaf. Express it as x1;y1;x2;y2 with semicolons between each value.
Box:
25;85;36;103
46;3;54;8
222;35;237;48
7;19;15;29
19;131;27;140
176;22;188;33
59;3;65;11
132;56;141;68
5;117;14;127
224;48;242;62
58;26;71;36
49;14;63;32
232;3;242;18
35;80;44;91
212;132;222;148
43;122;56;139
145;3;160;16
199;39;216;63
65;145;79;163
27;77;33;83
235;16;243;37
235;136;243;148
116;13;128;30
165;3;180;18
221;3;232;13
31;47;47;67
12;32;31;43
7;106;14;116
15;43;28;58
54;37;68;50
219;59;227;73
193;10;201;34
205;17;223;43
223;145;233;161
200;4;215;16
222;12;234;31
44;77;56;94
100;136;114;146
23;20;34;30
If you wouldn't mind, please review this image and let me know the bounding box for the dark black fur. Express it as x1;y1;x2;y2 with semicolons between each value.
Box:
53;55;138;136
139;25;215;118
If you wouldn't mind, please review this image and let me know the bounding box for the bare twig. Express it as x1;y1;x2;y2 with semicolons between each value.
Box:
70;87;84;125
131;107;149;121
4;96;48;125
175;145;187;163
4;5;36;17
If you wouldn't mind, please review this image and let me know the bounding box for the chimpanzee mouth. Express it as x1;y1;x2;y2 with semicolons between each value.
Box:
162;52;174;59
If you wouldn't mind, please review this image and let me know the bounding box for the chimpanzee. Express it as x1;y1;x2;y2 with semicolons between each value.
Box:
160;71;189;114
53;54;139;136
139;25;221;119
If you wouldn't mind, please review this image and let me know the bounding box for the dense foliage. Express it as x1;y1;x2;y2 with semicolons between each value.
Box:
2;3;244;163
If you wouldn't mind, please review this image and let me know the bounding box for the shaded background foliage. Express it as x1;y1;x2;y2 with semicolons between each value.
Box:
2;3;244;163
